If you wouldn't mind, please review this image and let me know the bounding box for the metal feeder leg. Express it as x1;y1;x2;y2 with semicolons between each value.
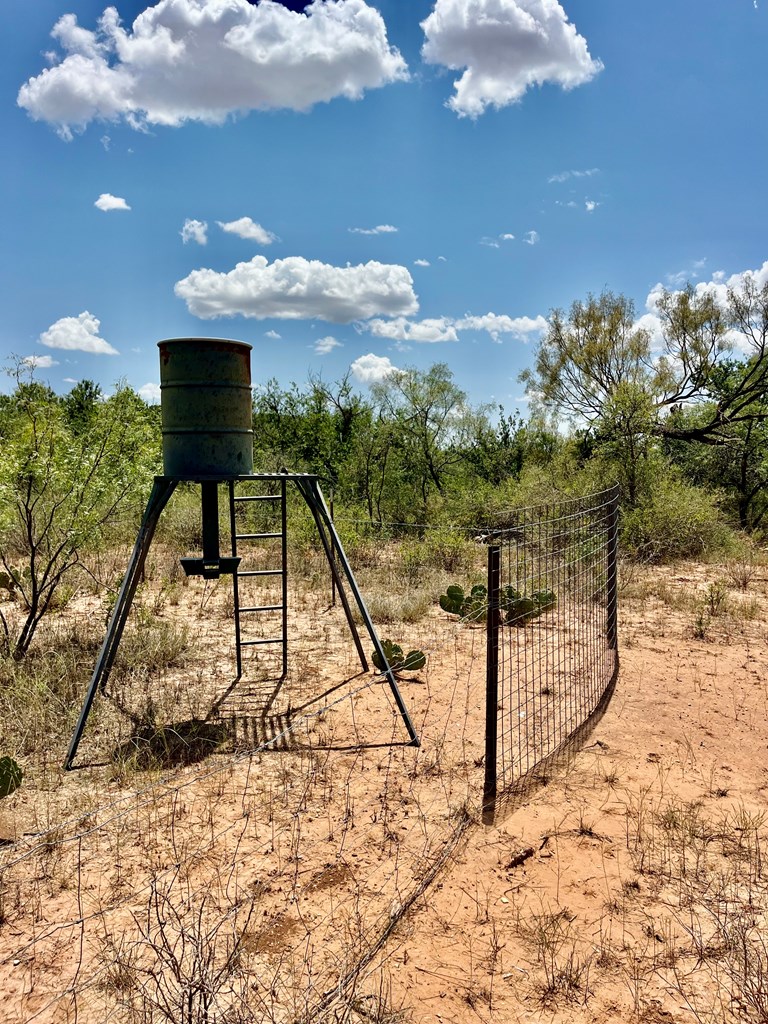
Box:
64;476;178;769
297;478;420;748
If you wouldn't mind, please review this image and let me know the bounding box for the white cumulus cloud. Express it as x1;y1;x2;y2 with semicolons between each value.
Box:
18;0;408;138
642;260;768;354
524;229;540;245
138;382;161;404
456;313;548;342
367;316;458;343
264;329;281;339
350;353;399;383
175;255;419;323
348;224;398;235
315;336;342;355
421;0;602;118
365;311;548;344
39;311;118;354
414;259;431;267
217;217;278;244
181;218;208;244
95;192;130;211
22;354;59;369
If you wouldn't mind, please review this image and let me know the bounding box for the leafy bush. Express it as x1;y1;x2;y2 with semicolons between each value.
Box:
621;477;735;562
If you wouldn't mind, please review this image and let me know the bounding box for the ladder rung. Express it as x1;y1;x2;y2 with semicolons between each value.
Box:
239;638;285;647
236;532;283;540
237;570;283;577
240;605;283;613
233;494;281;502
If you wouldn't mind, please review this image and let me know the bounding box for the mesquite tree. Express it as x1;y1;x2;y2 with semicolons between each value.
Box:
522;278;768;506
0;368;159;659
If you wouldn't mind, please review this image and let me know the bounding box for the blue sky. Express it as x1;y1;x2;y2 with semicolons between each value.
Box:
2;0;767;411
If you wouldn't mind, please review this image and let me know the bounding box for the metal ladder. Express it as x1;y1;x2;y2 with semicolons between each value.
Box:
228;477;288;679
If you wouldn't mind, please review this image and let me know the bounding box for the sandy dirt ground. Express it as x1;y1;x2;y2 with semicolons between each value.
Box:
0;557;766;1023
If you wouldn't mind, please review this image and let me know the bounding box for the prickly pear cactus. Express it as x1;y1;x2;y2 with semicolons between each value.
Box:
506;596;540;625
0;566;31;601
372;640;426;674
439;584;487;622
399;648;426;671
532;589;557;612
0;756;23;798
505;588;558;625
439;585;466;616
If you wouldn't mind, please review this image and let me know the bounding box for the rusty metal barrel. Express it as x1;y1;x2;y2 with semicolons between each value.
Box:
158;337;254;478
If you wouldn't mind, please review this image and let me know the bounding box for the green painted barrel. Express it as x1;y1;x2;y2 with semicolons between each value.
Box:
158;338;254;478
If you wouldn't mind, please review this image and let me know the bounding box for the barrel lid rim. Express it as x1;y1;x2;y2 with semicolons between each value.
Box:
157;337;253;351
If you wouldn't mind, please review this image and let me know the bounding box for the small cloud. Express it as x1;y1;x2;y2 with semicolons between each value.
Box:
666;270;688;287
456;312;548;343
350;353;399;383
39;311;118;354
264;329;281;339
524;230;540;245
348;224;398;235
437;255;447;262
138;382;161;404
94;192;130;211
314;336;342;355
414;258;430;267
482;233;516;247
548;168;600;184
22;354;59;369
368;316;458;343
585;200;598;212
63;377;78;383
181;218;208;245
217;217;278;244
100;134;110;150
665;258;708;287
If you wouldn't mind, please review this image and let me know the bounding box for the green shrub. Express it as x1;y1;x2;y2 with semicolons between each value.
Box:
622;477;735;562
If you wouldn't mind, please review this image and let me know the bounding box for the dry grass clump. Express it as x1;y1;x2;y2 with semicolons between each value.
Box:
518;906;592;1004
356;589;433;626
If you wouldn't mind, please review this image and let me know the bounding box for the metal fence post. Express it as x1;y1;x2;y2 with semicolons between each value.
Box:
606;485;619;651
483;544;501;820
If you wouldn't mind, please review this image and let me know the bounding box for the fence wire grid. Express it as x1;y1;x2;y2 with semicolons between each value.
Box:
483;485;619;816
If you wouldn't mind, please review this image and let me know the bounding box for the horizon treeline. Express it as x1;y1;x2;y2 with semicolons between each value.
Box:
2;278;766;581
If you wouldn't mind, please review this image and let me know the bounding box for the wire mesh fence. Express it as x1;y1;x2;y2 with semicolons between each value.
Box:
0;487;619;1020
483;485;619;817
